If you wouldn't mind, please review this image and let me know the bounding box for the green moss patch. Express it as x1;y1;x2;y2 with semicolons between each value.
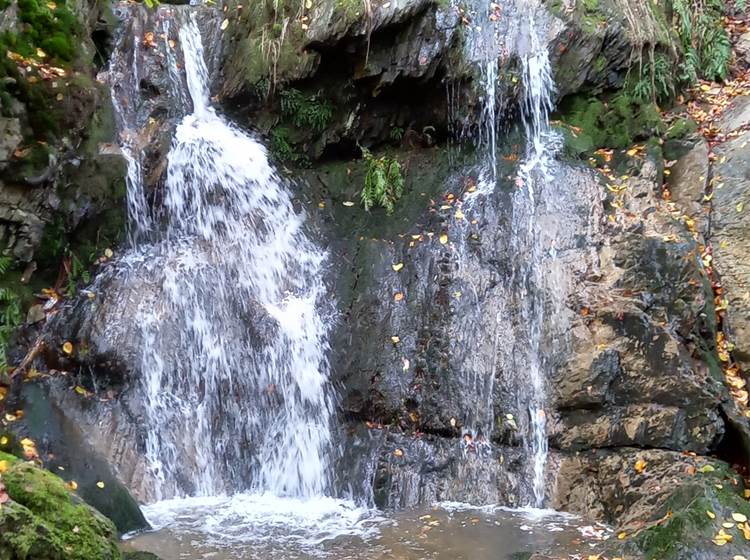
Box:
624;461;750;560
0;451;122;560
555;93;665;156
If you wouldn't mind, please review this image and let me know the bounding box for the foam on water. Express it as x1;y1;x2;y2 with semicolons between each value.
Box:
139;494;383;547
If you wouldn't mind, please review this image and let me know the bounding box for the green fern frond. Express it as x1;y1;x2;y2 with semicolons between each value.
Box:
0;256;13;276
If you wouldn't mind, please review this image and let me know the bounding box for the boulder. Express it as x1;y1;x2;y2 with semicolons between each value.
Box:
667;139;710;235
0;451;123;560
550;449;750;560
711;127;750;370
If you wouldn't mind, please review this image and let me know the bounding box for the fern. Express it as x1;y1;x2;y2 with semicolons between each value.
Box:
280;89;333;132
672;0;732;84
361;148;405;215
0;256;11;276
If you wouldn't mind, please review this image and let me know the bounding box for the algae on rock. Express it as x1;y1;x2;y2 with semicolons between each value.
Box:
0;451;122;560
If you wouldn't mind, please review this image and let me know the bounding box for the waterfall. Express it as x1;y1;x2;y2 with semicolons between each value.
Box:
109;11;335;500
456;0;558;508
515;3;558;508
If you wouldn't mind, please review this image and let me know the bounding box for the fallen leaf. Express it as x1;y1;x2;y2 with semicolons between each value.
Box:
394;292;404;301
634;459;647;473
220;18;229;30
62;341;74;355
707;510;716;519
439;234;448;244
393;448;403;457
392;263;404;272
342;201;355;207
733;513;748;523
390;336;400;344
96;481;105;489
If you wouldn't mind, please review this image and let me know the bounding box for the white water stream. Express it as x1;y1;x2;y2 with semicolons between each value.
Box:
516;3;560;509
457;0;559;508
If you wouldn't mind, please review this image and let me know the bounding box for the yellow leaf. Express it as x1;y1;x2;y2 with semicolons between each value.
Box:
0;460;8;473
737;201;745;213
393;448;403;457
617;532;627;539
734;556;748;560
390;336;400;344
36;48;46;58
305;0;312;7
393;292;404;302
73;386;90;397
104;248;114;259
439;234;448;244
707;511;716;519
96;481;105;489
626;148;638;157
698;464;715;473
0;436;8;446
62;341;74;355
391;263;404;272
220;18;229;30
342;201;355;207
317;201;325;208
67;480;78;491
733;513;748;523
744;489;750;498
635;459;647;473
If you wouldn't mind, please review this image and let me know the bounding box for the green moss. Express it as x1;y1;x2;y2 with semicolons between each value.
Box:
557;92;665;156
665;117;698;140
628;461;750;560
0;456;121;559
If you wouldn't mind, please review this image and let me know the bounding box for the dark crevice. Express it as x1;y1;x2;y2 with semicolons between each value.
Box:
716;405;750;477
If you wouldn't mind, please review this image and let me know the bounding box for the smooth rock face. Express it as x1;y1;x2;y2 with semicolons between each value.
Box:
667;139;709;234
711;122;750;370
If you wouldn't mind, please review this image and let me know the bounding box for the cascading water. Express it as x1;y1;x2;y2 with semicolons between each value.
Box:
456;0;559;508
514;3;559;508
109;10;336;502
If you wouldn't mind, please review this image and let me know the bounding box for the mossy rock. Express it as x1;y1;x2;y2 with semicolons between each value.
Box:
556;93;665;157
0;451;122;560
620;460;750;560
665;117;698;140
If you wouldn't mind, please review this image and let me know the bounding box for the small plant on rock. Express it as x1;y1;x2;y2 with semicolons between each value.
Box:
0;257;22;369
360;148;404;215
280;88;333;132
